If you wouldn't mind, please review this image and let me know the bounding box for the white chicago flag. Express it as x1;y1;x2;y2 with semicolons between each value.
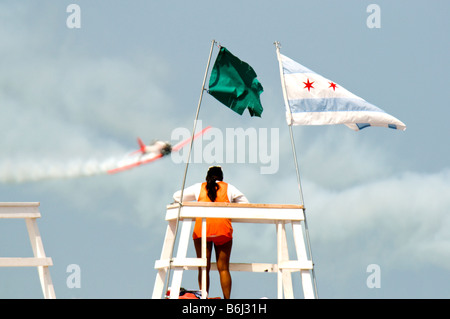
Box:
277;53;406;131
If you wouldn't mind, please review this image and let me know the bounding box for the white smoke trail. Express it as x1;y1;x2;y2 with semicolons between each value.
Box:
0;156;122;183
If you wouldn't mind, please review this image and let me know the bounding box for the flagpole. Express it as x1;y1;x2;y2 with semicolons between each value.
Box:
274;41;319;299
163;39;216;297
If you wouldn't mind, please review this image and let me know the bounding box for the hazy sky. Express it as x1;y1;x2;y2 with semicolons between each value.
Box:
0;0;449;299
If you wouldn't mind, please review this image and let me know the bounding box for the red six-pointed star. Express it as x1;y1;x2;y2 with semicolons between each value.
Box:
303;78;314;92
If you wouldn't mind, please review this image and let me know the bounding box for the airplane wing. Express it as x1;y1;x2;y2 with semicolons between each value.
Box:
172;126;212;152
107;152;163;174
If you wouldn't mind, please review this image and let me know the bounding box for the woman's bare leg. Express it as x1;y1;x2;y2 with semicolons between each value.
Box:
214;239;232;299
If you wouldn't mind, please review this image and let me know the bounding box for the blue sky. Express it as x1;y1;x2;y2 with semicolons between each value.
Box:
0;0;449;298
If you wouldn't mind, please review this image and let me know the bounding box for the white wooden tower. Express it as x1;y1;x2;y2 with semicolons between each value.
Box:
0;202;55;299
152;202;316;299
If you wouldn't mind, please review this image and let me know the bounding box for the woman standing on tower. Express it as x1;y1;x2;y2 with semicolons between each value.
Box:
173;166;248;299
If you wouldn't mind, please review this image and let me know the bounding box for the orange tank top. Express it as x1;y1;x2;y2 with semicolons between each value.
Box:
192;181;233;239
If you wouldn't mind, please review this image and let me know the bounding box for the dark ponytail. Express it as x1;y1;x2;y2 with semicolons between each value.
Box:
205;166;223;202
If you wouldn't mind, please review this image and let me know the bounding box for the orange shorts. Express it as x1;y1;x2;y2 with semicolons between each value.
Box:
207;235;232;246
192;218;233;242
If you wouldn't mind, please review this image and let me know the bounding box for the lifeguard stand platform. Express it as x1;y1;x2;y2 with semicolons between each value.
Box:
152;202;315;299
0;202;55;299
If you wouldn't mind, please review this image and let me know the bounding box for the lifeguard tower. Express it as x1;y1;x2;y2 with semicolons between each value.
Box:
152;202;316;299
0;202;55;299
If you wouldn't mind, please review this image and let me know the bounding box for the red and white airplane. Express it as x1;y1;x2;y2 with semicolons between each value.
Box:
107;126;211;174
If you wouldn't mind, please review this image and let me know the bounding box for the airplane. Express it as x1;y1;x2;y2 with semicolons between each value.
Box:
107;126;212;174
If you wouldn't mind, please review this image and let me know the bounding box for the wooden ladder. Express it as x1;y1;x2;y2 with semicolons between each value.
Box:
152;202;315;299
0;202;55;299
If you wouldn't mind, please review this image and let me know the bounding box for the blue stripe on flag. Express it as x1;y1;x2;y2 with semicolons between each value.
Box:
282;59;316;75
356;123;398;130
288;97;384;113
356;123;371;130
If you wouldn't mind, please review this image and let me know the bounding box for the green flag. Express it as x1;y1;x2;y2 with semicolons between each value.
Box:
208;47;264;117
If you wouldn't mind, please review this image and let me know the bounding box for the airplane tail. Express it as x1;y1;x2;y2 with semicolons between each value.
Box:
130;137;146;155
137;137;146;153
